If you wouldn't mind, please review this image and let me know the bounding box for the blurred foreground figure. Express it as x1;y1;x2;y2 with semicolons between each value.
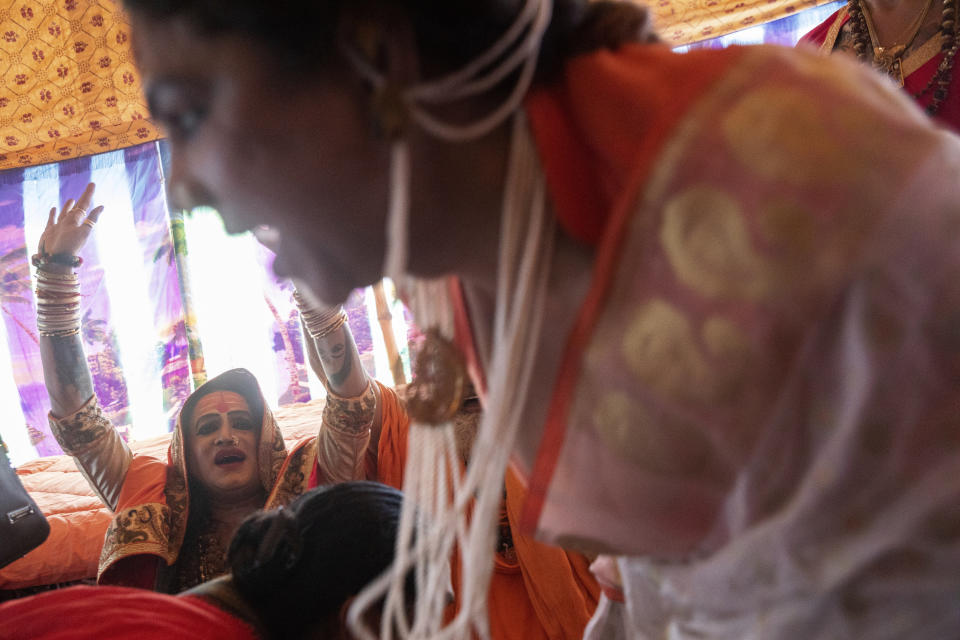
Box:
0;482;413;640
124;0;960;637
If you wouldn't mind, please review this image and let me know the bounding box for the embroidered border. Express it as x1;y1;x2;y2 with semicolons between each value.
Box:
49;396;110;455
260;407;289;491
322;383;377;434
265;439;317;509
819;6;848;54
98;502;174;579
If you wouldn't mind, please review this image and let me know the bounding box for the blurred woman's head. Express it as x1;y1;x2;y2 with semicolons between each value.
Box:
125;1;654;304
226;481;409;639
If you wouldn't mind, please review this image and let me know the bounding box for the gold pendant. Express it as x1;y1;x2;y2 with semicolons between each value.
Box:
406;328;466;425
873;45;907;86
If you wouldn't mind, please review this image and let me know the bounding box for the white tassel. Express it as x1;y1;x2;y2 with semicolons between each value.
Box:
347;1;555;637
350;113;554;640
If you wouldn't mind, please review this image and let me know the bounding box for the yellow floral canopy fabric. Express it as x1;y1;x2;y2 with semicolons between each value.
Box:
647;0;832;45
0;0;830;171
0;0;159;171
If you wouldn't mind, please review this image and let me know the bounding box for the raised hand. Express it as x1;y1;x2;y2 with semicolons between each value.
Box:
36;182;105;263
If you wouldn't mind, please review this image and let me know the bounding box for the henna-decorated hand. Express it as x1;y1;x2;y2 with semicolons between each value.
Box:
36;182;105;266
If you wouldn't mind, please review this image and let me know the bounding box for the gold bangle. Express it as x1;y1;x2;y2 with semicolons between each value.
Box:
39;327;80;338
293;290;348;340
38;313;81;324
309;310;348;340
36;282;79;292
35;269;79;281
37;314;81;322
37;296;80;304
35;285;80;295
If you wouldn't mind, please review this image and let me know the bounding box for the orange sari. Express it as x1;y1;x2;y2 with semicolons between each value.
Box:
375;393;599;639
491;41;960;638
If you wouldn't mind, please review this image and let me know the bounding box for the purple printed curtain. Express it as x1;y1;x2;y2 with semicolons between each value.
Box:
0;141;331;463
2;0;846;463
0;143;190;459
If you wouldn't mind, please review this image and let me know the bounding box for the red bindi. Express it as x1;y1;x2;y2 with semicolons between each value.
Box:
213;392;230;414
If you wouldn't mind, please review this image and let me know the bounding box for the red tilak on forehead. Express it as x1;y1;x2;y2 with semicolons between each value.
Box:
214;392;230;413
195;390;249;416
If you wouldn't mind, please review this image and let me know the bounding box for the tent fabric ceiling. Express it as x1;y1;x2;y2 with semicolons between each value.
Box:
647;0;832;45
0;1;160;171
0;0;830;172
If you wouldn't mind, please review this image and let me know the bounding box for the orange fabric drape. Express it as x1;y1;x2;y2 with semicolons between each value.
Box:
371;382;410;488
504;466;599;639
376;399;598;640
0;0;160;170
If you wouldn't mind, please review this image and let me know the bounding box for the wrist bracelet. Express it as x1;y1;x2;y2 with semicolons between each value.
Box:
36;272;82;338
32;253;82;268
293;290;348;340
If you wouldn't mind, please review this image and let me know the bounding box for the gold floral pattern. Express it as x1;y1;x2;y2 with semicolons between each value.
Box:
48;396;109;454
721;88;850;186
592;392;716;474
644;0;828;46
322;382;377;434
701;315;751;399
164;429;189;562
621;299;710;401
98;502;173;578
266;439;316;509
0;0;160;169
661;186;771;301
263;410;288;490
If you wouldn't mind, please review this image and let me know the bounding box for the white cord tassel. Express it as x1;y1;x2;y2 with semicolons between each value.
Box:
343;0;553;145
451;113;553;639
383;141;412;280
350;113;554;640
348;1;555;637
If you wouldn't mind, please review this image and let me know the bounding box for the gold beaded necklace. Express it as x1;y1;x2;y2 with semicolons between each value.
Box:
847;0;960;114
862;0;934;83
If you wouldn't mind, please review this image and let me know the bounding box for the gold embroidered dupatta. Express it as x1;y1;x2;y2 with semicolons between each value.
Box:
98;369;288;588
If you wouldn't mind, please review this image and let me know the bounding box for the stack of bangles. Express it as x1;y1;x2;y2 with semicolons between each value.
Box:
36;267;81;338
293;290;347;340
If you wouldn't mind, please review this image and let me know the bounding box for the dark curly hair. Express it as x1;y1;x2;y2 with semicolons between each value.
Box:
123;0;657;80
227;481;410;639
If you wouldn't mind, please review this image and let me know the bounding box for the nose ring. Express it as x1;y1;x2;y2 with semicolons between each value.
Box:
216;436;240;446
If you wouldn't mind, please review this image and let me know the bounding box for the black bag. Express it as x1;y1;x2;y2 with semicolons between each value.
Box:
0;437;50;569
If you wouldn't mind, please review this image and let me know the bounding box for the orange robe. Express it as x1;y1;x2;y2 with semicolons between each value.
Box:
375;378;599;640
48;368;387;591
467;41;960;638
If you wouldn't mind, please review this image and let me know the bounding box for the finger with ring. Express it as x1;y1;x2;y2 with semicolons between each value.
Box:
82;219;96;229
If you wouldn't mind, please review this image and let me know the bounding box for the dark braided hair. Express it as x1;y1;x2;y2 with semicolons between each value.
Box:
228;481;409;639
123;0;657;80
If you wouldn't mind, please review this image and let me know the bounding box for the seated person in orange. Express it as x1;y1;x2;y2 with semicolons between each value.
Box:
800;0;960;131
375;388;600;640
0;482;415;640
119;0;960;636
33;183;407;591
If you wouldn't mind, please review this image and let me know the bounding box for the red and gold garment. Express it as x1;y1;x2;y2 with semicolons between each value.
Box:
452;41;960;638
799;7;960;132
